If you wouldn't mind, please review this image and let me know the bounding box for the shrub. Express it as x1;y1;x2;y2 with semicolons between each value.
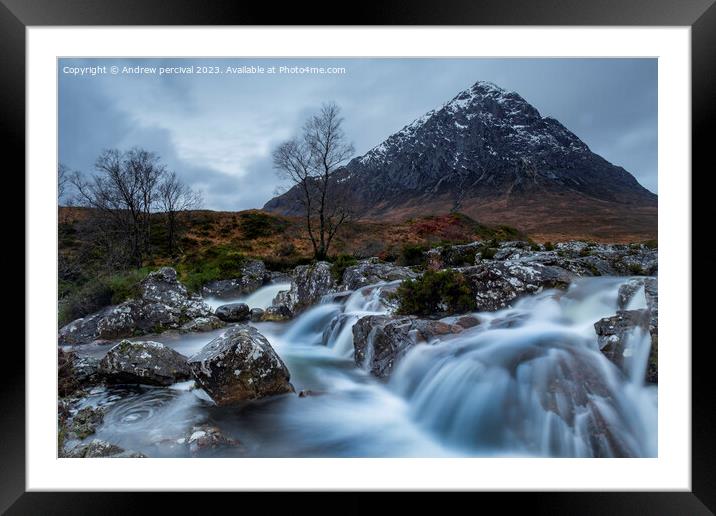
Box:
480;246;497;260
627;262;645;276
392;269;476;316
330;254;358;282
397;243;427;266
239;212;287;239
578;247;592;257
544;241;555;251
58;280;113;326
643;239;658;249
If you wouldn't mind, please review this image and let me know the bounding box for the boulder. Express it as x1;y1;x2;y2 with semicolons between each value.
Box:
188;325;293;405
58;350;102;396
261;305;293;322
59;267;214;345
249;308;265;322
201;260;270;298
179;316;226;333
63;406;105;441
272;261;336;313
185;424;244;457
595;277;658;383
65;439;146;458
99;340;192;386
341;259;418;290
214;302;250;322
460;261;574;312
353;315;463;378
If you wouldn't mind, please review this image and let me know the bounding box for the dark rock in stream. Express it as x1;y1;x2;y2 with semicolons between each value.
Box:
353;315;464;378
272;261;336;314
249;307;265;322
341;258;418;290
185;424;245;457
188;325;294;405
215;302;250;322
461;261;574;312
261;304;293;322
179;315;226;333
99;340;192;386
594;277;658;383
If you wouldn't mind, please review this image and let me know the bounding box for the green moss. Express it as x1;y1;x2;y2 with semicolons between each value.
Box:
177;244;247;292
330;254;358;283
392;269;476;316
544;241;555;251
627;262;645;276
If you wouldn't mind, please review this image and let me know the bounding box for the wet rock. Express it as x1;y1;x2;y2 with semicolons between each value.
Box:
341;259;418;290
215;302;250;322
353;315;463;378
65;406;105;440
58;350;102;396
298;389;325;397
99;340;192;386
249;308;265;322
188;325;293;405
272;261;336;313
201;260;270;298
186;424;244;457
454;315;481;329
59;267;213;345
180;315;226;333
66;439;146;458
261;304;293;322
461;261;574;312
595;277;658;383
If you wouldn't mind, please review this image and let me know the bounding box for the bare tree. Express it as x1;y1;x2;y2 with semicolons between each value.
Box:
272;102;354;260
58;163;70;204
70;148;164;267
158;171;202;255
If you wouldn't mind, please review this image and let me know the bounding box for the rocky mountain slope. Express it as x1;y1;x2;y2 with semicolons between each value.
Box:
265;81;657;241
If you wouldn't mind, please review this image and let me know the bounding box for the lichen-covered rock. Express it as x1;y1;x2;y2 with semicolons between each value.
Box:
341;259;418;290
215;302;250;322
99;340;192;386
261;304;293;322
65;439;146;458
460;261;574;312
64;406;105;441
201;260;269;298
185;424;244;457
272;261;336;313
58;350;102;396
180;315;226;333
353;315;463;378
188;325;293;405
58;267;213;345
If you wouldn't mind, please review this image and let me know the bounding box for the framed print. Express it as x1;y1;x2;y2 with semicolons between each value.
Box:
5;0;714;512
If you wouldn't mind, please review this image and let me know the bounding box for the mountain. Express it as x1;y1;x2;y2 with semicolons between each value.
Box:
264;81;657;241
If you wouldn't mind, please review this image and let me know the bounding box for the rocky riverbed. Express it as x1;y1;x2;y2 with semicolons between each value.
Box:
57;240;658;458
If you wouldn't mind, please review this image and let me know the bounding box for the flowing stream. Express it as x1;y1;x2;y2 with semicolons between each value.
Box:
72;277;657;458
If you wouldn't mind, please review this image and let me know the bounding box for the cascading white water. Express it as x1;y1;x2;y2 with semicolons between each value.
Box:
387;278;657;457
203;282;291;311
72;276;656;458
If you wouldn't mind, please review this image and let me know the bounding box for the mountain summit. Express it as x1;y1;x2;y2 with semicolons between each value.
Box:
265;81;657;241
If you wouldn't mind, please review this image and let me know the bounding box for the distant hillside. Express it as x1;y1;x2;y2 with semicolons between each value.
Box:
265;80;657;242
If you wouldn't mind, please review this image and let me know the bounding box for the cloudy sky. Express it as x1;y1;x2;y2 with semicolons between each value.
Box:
59;58;657;210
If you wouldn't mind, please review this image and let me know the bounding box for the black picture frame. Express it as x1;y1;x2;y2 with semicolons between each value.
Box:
4;0;712;513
